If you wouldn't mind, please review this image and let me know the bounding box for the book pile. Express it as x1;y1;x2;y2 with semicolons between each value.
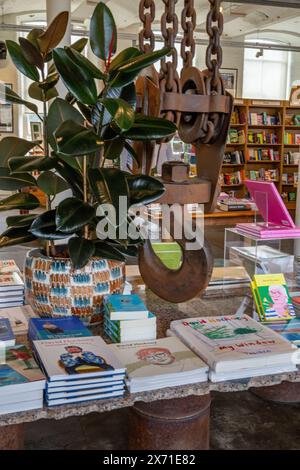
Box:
103;294;157;343
217;199;253;212
0;305;36;336
110;337;208;393
33;336;126;406
169;315;298;382
0;344;45;415
0;318;15;346
28;316;92;342
0;260;24;308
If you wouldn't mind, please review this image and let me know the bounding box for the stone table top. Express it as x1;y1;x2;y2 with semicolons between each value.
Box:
1;287;299;427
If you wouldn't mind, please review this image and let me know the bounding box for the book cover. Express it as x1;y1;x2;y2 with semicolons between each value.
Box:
104;294;148;320
110;337;208;379
253;274;295;321
0;305;36;335
170;315;296;372
0;272;24;290
0;318;15;346
33;336;125;381
0;344;45;388
104;312;156;332
29;316;92;340
0;260;21;274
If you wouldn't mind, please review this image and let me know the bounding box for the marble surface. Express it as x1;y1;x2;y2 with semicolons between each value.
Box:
1;286;299;427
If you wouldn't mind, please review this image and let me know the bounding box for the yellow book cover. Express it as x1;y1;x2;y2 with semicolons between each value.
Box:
253;274;295;321
250;281;265;321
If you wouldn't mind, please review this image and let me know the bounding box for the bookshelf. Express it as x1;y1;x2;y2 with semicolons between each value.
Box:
222;98;300;210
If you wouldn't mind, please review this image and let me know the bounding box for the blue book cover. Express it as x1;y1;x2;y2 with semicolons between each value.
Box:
0;318;15;345
28;316;92;340
104;294;148;319
0;364;28;386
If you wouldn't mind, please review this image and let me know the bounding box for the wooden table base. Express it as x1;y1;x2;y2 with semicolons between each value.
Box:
0;424;24;450
250;381;300;404
128;394;211;450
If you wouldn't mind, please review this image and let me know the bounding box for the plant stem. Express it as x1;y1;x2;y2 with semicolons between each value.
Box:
83;154;89;239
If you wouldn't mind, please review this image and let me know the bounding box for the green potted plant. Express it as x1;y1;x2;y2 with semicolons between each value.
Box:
0;2;176;324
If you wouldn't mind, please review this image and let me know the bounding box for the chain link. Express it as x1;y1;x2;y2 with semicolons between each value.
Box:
205;0;224;90
181;0;196;70
160;0;181;123
139;0;156;53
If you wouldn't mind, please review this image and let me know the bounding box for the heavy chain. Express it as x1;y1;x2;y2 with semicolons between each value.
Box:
206;0;223;92
139;0;156;53
181;0;196;71
160;0;181;123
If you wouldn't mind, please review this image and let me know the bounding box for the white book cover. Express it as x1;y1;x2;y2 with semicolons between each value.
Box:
33;336;125;381
110;337;209;382
0;398;43;415
46;373;125;389
0;272;24;290
46;384;125;399
46;389;124;406
0;305;35;335
0;259;21;274
170;315;297;373
47;379;124;393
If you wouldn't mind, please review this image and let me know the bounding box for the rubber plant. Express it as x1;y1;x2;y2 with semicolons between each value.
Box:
0;2;176;269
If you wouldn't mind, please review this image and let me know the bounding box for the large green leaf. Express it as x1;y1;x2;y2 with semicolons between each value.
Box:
29;210;70;240
38;11;69;56
19;37;44;70
104;138;124;161
126;174;165;206
124;141;139;167
55;120;103;156
88;167;129;223
68;237;95;269
99;98;134;132
47;97;84;151
26;28;44;50
93;241;125;262
0;192;40;212
53;48;98;105
109;47;142;72
28;82;58;102
37;171;69;196
0;84;38;115
70;37;88;53
65;47;106;80
6;40;40;81
6;213;38;228
90;2;117;61
39;71;59;91
53;158;83;199
0;137;37;167
124;115;177;141
56;197;95;233
0;168;36;191
9;156;54;173
0;227;36;248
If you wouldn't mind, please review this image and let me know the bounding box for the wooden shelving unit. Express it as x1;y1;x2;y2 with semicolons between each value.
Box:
222;98;300;208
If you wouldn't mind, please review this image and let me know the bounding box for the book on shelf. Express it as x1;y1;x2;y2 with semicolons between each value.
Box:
285;112;300;126
248;112;281;126
282;173;298;185
284;151;300;165
103;294;148;320
251;273;295;322
109;337;209;393
248;131;279;145
248;168;279;182
247;148;280;162
0;305;36;335
0;344;45;415
0;318;15;346
227;129;245;145
230;108;247;125
218;202;251;211
222;171;242;185
28;316;92;341
284;132;300;145
169;315;298;382
223;150;245;164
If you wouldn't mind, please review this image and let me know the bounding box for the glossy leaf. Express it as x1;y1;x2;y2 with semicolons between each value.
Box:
126;174;165;206
124;115;177;141
70;37;88;53
68;237;95;269
53;158;83;199
47;97;84;151
53;48;98;105
26;28;44;50
38;11;69;55
0;85;39;115
9;156;54;173
99;98;134;132
124;141;139;167
37;171;69;196
6;214;38;228
39;71;60;91
65;47;106;80
90;2;117;61
93;241;125;262
28;82;58;102
0;137;37;167
55;120;103;156
0;168;36;191
109;47;142;72
0;227;36;248
6;40;40;81
0;192;40;212
29;209;70;240
19;37;44;70
104;138;124;160
56;197;95;232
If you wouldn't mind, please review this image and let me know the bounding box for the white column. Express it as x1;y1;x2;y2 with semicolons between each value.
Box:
46;0;71;47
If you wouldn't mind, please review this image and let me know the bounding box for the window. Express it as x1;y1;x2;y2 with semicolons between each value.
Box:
243;42;290;100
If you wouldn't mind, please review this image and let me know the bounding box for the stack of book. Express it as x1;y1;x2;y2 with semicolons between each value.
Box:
0;318;15;347
217;199;253;212
0;344;45;414
110;337;209;393
0;305;36;336
169;315;298;382
32;336;126;406
28;316;92;342
104;294;157;343
0;260;24;308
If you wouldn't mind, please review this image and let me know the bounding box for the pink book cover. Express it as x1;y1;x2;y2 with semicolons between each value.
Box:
236;180;300;238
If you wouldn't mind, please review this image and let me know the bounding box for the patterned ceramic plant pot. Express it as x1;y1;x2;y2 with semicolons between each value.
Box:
24;248;125;325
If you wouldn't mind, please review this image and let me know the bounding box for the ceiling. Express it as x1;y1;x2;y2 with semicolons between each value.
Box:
1;0;300;45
